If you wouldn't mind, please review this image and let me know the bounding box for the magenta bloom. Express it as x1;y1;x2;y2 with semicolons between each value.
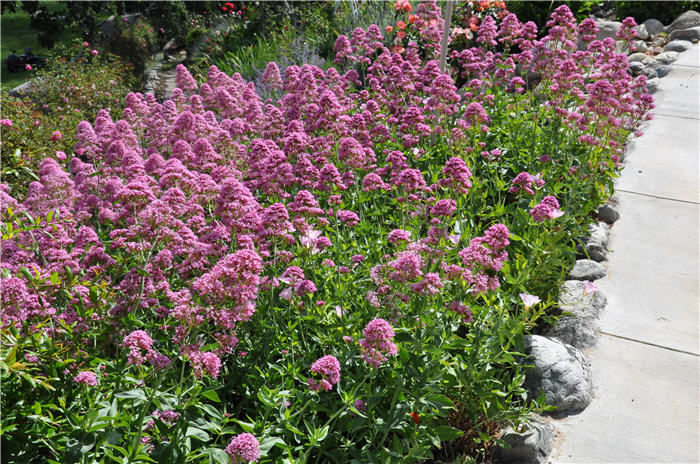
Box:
123;330;154;366
188;350;222;379
359;319;398;368
337;209;360;227
308;355;341;392
74;371;98;386
50;131;62;141
225;433;260;463
388;229;411;245
25;64;32;71
530;196;564;222
509;172;535;195
0;119;12;127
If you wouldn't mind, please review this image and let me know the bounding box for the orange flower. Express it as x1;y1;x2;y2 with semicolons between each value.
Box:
386;25;394;33
391;45;405;54
394;0;410;12
408;14;419;24
410;412;420;424
397;20;406;30
397;30;407;39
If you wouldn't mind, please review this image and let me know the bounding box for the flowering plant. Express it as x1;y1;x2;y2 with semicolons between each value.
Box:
1;3;652;462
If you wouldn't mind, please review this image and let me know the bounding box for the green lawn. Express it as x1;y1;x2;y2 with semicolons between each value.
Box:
0;10;47;90
1;3;77;91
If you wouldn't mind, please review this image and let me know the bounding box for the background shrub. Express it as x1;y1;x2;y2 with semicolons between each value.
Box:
0;42;135;196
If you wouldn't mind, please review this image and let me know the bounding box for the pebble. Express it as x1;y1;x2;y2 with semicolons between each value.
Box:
655;51;679;64
664;39;693;52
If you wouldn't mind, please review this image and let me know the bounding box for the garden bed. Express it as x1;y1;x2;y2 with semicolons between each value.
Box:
0;2;655;463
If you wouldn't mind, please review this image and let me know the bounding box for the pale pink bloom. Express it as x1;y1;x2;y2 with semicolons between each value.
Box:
280;287;293;300
300;229;322;250
448;234;461;245
549;208;564;218
519;293;541;308
583;280;598;295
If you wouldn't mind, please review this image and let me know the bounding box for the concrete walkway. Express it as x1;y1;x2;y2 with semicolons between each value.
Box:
550;45;700;462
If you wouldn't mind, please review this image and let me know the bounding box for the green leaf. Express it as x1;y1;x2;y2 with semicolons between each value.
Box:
434;425;463;442
186;426;210;442
259;436;287;454
115;389;147;405
200;403;223;422
201;389;220;402
200;448;229;464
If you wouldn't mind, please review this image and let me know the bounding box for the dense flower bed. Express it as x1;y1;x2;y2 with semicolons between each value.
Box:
0;3;652;463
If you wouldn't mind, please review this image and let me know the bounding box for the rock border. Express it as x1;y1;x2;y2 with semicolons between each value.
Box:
495;11;698;462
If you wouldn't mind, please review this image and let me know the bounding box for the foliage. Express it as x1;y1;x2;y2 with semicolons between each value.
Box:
613;1;700;24
101;15;157;76
189;1;394;84
1;2;653;463
504;1;602;31
0;42;136;196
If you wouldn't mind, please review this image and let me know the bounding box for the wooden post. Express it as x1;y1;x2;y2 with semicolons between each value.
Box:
439;0;455;74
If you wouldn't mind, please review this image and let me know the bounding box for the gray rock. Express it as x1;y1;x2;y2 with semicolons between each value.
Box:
642;18;665;36
547;308;600;349
668;26;700;42
631;39;649;53
596;203;620;224
656;65;673;78
655;51;679;64
547;280;607;349
494;421;554;464
558;280;608;313
8;80;35;97
667;10;700;33
664;40;693;52
642;67;659;79
627;52;649;63
595;19;621;40
578;222;610;262
568;259;607;281
646;77;661;94
635;24;650;40
524;335;593;413
651;36;667;48
629;61;645;74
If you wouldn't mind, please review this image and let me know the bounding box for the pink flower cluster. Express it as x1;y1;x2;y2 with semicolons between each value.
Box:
509;172;544;196
358;319;398;368
122;330;170;370
225;433;260;463
74;371;98;386
308;355;341;392
530;195;564;222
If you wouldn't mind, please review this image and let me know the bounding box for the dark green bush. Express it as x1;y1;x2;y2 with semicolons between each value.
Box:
101;15;156;75
614;1;700;24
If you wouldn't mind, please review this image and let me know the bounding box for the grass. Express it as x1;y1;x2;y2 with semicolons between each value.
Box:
0;3;77;91
0;10;47;90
